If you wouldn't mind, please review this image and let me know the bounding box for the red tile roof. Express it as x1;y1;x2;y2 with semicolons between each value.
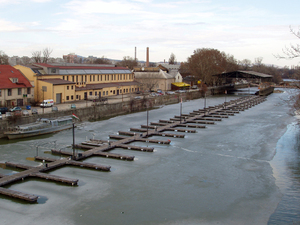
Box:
0;65;33;89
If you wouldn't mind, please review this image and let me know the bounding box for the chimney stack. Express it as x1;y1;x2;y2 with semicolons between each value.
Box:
146;47;149;67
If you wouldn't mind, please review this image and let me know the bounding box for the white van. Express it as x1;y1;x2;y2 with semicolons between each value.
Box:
40;99;54;108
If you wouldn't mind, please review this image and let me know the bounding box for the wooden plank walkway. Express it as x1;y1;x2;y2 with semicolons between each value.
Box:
0;95;266;203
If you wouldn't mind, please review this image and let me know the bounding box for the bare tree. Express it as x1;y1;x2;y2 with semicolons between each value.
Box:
32;50;42;63
187;48;239;85
21;56;31;65
94;56;111;64
32;48;53;63
134;72;160;92
0;50;9;65
42;47;53;63
275;26;300;59
169;53;177;64
238;59;252;70
117;56;138;70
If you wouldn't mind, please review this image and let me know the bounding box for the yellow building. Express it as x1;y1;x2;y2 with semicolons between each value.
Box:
15;63;139;104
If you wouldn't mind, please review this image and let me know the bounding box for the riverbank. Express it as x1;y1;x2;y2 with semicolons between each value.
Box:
0;91;203;138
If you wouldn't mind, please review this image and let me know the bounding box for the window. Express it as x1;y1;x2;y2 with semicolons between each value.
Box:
76;95;79;99
67;86;69;90
106;91;108;95
113;90;115;94
89;91;92;95
72;76;74;82
63;76;65;80
8;89;12;96
103;91;105;96
18;88;22;95
71;85;73;90
95;92;97;96
27;88;31;94
93;75;95;81
66;96;69;100
71;95;74;100
66;76;69;81
98;75;99;81
90;76;92;82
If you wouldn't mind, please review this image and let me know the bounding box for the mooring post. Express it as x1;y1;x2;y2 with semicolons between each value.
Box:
146;107;149;137
72;123;75;159
180;98;182;124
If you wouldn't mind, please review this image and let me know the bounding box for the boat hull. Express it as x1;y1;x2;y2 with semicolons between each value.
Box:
5;124;73;140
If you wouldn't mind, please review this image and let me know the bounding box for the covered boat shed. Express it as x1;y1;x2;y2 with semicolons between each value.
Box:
212;70;273;85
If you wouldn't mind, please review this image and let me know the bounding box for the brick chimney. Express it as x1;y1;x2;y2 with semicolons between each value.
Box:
146;47;149;67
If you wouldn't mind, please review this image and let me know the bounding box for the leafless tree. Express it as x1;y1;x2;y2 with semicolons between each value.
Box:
275;26;300;59
238;59;252;70
32;50;42;63
187;48;239;85
135;73;160;92
117;56;138;70
42;47;53;63
21;56;31;65
32;48;53;63
169;53;177;64
93;56;111;64
0;50;9;65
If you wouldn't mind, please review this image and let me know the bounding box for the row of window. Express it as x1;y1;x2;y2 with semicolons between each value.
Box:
0;88;31;97
62;74;134;83
64;88;139;101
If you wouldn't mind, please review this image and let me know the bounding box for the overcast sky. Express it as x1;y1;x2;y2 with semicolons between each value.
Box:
1;0;299;67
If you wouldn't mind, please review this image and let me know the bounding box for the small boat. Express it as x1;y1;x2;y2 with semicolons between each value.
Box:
4;117;74;139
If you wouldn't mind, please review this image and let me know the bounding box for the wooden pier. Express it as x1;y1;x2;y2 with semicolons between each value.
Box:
0;95;267;203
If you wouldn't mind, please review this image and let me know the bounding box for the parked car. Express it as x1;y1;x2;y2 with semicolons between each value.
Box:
0;107;8;114
52;106;58;112
22;110;29;117
166;91;175;95
31;108;38;114
134;96;142;99
71;104;76;109
40;99;54;107
0;112;2;120
10;106;22;112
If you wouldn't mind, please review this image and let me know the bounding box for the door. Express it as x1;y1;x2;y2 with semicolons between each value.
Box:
56;93;62;104
17;99;23;106
84;92;87;100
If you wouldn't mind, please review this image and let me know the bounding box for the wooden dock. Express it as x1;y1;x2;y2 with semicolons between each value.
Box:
0;95;266;203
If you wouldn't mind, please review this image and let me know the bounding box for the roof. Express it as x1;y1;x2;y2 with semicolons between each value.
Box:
134;69;174;79
213;70;273;78
172;82;190;87
0;65;33;89
75;81;139;91
39;79;76;85
33;63;129;71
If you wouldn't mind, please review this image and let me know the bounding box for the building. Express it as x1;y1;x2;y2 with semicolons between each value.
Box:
0;65;34;107
133;65;187;92
15;63;139;104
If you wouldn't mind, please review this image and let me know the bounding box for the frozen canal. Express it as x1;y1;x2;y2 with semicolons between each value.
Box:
0;89;299;225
